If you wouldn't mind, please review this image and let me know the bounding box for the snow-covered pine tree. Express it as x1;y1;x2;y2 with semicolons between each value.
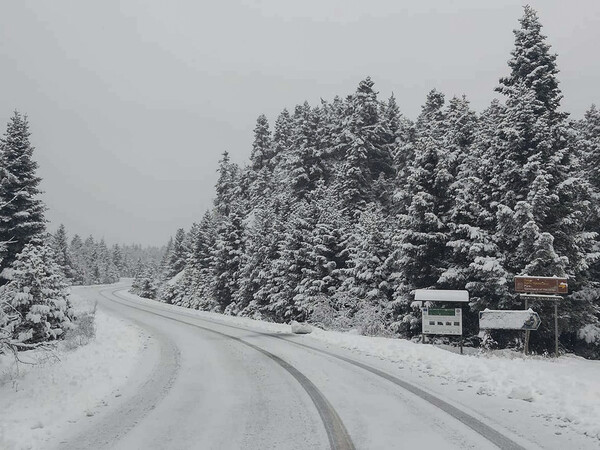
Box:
0;112;46;278
158;228;188;304
158;237;173;280
214;151;241;216
385;94;413;160
250;114;273;172
183;211;218;310
210;152;245;312
578;105;600;194
387;90;453;336
264;201;315;322
246;115;277;209
211;205;245;313
234;198;285;317
576;105;600;325
249;193;294;318
112;244;126;277
68;234;86;285
82;235;99;284
336;204;392;335
296;186;349;321
51;224;75;281
336;78;394;217
166;228;187;279
270;109;294;181
439;100;511;335
97;239;119;284
131;262;159;299
3;243;73;344
285;102;324;200
443;95;478;178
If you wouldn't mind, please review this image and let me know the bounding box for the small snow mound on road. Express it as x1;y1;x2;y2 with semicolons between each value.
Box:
291;321;312;334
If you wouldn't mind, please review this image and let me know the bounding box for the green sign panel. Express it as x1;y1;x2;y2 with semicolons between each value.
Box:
428;309;456;316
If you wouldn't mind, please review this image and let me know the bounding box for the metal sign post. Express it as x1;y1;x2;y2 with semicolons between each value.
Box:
515;277;567;358
524;296;530;355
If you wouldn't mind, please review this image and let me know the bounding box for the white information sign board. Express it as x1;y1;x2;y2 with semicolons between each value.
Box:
422;308;463;336
479;309;541;330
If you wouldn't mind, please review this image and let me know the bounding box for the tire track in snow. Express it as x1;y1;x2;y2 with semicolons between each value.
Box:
105;288;355;450
60;298;181;450
275;336;527;450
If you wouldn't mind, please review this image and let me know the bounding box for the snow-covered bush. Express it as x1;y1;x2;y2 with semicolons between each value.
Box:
63;304;96;350
351;304;392;337
578;324;600;346
309;295;352;330
2;243;73;345
130;267;159;299
0;299;18;354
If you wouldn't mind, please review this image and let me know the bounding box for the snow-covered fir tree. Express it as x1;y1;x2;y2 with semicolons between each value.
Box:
51;224;75;281
2;243;73;345
0;112;46;278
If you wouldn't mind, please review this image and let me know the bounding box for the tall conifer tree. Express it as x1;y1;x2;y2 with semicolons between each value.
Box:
0;112;46;276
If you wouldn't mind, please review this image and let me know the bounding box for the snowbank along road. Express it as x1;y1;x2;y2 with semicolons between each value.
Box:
61;283;538;449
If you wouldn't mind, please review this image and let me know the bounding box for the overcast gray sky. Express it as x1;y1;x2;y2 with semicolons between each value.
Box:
1;0;599;247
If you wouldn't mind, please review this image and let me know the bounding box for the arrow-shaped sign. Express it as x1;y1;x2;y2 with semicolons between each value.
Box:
479;309;541;331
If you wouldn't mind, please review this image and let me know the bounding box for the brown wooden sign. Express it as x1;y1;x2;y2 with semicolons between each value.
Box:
514;276;568;294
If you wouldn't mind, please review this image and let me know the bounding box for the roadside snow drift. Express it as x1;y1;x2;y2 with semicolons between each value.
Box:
0;288;146;450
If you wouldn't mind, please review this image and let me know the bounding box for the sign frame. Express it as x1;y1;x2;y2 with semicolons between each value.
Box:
514;276;568;358
422;307;463;336
514;276;568;294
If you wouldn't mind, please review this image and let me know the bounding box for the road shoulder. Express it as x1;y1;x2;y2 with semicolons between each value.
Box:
0;285;150;450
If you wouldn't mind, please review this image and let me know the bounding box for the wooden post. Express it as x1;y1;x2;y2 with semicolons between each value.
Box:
460;338;464;355
554;300;559;357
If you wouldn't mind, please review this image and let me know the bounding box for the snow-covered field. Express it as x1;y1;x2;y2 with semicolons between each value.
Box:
118;290;600;443
0;287;147;450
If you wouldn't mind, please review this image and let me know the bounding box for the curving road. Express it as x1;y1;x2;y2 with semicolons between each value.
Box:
61;282;533;450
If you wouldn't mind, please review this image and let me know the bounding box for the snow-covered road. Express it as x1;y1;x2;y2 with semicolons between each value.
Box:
54;283;544;450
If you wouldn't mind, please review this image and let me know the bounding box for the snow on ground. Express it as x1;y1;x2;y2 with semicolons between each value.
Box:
308;328;600;441
119;289;600;443
0;287;147;450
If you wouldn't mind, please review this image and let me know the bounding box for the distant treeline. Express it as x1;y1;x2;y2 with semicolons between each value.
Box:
51;224;164;285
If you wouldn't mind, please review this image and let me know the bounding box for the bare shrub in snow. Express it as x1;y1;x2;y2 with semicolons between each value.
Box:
309;295;352;331
351;304;392;337
63;303;97;350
